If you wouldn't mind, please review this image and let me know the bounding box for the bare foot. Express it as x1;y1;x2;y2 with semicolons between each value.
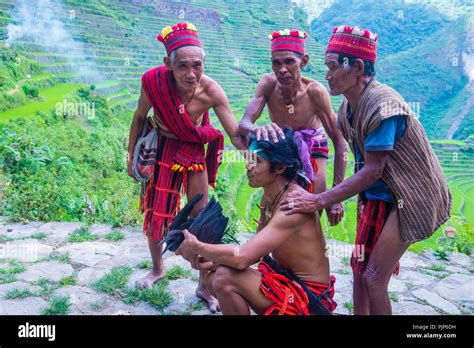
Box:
196;284;220;313
135;269;164;289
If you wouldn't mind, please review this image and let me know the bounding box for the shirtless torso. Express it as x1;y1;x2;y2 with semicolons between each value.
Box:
259;183;329;284
265;73;325;131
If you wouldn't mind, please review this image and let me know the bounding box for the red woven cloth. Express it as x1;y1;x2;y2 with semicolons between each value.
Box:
270;30;307;55
326;25;378;63
140;65;224;242
258;260;337;315
157;22;202;56
305;140;329;193
351;199;400;275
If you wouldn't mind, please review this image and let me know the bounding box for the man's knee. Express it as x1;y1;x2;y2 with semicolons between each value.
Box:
361;263;388;291
212;266;238;292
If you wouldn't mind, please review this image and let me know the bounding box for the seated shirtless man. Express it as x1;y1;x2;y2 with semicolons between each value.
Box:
176;128;337;315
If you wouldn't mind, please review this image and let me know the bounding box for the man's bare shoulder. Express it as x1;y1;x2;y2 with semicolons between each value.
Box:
272;185;313;226
307;80;331;106
307;79;328;96
200;75;226;99
261;73;277;83
257;73;277;96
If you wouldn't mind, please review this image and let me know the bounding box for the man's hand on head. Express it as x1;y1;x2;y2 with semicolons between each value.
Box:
255;123;285;143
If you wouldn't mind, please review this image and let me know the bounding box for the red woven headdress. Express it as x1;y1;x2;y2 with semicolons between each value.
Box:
269;29;307;56
157;22;202;56
325;25;378;63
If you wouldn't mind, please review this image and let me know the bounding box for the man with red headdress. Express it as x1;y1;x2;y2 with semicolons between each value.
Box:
239;29;347;226
127;22;243;312
281;25;451;315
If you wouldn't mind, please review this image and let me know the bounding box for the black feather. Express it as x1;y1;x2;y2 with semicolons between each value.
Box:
159;196;229;255
168;193;203;231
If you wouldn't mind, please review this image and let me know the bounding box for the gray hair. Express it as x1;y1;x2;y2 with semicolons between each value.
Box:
169;47;206;65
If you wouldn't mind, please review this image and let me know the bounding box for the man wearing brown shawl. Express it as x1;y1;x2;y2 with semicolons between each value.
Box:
281;25;451;315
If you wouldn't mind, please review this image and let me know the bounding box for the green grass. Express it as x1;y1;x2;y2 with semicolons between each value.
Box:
122;280;173;311
34;278;62;297
92;265;133;296
105;230;125;241
0;83;86;121
0;259;26;284
31;232;48;240
89;298;108;311
343;301;354;312
389;293;399;302
5;288;36;300
417;267;446;279
186;301;206;313
136;260;152;270
68;227;99;243
429;264;447;272
92;265;172;311
165;265;193;280
49;252;71;264
41;295;71;315
58;275;77;287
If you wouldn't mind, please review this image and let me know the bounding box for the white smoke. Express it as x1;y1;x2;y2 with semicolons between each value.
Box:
293;0;335;23
462;17;474;83
6;0;98;77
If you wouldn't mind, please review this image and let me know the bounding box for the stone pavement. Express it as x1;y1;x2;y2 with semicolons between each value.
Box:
0;220;472;315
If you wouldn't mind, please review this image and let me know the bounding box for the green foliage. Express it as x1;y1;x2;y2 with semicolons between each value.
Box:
68;226;99;243
310;0;447;57
31;232;48;240
49;252;71;264
93;265;172;311
41;295;71;315
122;280;173;311
0;259;26;284
343;301;354;312
389;293;399;302
5;288;36;300
136;260;152;270
165;265;192;280
92;265;133;296
58;275;77;287
0;87;142;226
89;298;107;311
105;230;125;241
21;83;39;98
34;278;62;297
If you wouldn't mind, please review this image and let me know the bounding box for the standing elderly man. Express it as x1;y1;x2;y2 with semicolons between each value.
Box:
281;25;451;315
127;22;243;312
239;29;347;226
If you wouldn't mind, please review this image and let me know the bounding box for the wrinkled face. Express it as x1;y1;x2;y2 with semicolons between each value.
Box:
324;52;359;96
246;153;284;188
271;51;306;86
166;46;204;92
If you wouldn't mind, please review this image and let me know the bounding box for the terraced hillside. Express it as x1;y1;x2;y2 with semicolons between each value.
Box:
0;0;472;256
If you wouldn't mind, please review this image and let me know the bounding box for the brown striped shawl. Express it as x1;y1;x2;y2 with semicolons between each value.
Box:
337;79;451;242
